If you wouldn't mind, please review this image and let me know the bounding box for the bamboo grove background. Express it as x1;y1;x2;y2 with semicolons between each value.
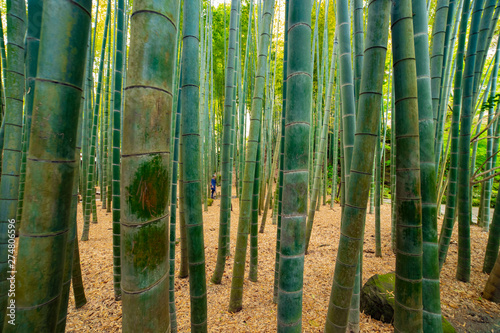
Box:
0;0;499;331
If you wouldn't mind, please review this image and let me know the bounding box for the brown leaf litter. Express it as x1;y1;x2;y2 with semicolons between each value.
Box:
66;194;500;332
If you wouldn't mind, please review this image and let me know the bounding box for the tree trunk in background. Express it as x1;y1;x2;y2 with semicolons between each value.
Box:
169;68;182;333
180;1;208;331
438;0;470;270
211;0;241;284
431;0;450;168
82;0;112;239
324;0;390;329
112;0;126;302
228;0;274;312
481;42;500;232
273;0;289;304
305;37;336;253
456;0;484;283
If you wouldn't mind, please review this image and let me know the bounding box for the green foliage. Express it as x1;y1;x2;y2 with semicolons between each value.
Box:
480;93;500;112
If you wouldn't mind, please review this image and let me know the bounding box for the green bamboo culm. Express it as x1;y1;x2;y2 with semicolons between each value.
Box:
483;249;500;303
169;69;182;333
472;0;498;105
249;132;262;282
324;1;391;331
337;0;356;193
56;99;84;333
238;0;255;203
180;1;208;331
0;0;26;324
80;41;93;238
481;40;500;233
0;15;5;168
120;0;179;331
375;108;382;258
260;131;281;234
392;0;424;330
412;0;443;329
390;77;396;253
106;10;114;214
430;0;450;160
276;0;312;331
82;0;112;240
437;0;471;269
456;0;485;283
337;0;361;322
433;0;460;170
2;0;91;331
483;43;500;273
305;38;337;254
211;0;241;284
15;0;43;227
101;25;112;212
330;38;340;210
84;95;99;229
72;231;87;309
228;0;275;313
178;132;189;279
466;0;488;242
227;1;240;240
72;101;87;313
352;0;364;111
0;17;6;117
273;0;289;304
112;0;126;301
484;180;500;274
369;167;375;215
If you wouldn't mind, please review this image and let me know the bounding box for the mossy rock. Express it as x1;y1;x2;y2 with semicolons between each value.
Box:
361;272;455;332
360;272;396;323
442;316;455;333
207;198;214;206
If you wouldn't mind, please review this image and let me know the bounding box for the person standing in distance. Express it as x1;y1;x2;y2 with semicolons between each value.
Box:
211;174;217;199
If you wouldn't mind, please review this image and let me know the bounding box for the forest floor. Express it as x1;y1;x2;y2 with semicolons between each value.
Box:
66;193;500;332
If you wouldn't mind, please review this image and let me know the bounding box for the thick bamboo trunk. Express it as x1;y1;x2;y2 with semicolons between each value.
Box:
120;0;178;330
413;0;443;328
2;1;89;330
392;0;424;329
276;0;312;330
483;249;500;302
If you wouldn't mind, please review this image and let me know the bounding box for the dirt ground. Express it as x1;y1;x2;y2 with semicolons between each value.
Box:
66;194;500;332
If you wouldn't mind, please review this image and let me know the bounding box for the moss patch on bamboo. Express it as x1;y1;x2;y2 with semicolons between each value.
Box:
126;155;168;219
